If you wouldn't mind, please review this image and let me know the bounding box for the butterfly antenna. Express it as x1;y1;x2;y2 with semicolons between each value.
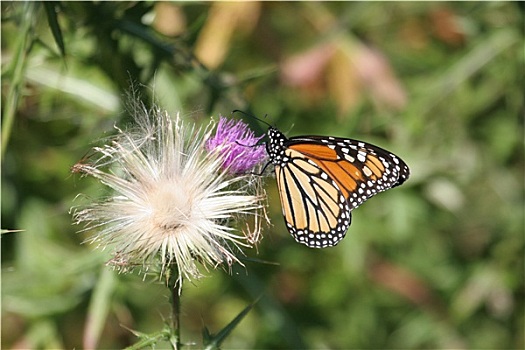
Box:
232;109;273;128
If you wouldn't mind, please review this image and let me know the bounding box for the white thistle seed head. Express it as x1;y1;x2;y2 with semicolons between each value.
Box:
72;102;266;290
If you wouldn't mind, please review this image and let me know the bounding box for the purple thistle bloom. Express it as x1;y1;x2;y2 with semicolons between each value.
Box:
207;116;267;174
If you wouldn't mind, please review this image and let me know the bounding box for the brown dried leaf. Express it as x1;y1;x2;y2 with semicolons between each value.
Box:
281;43;336;87
430;7;466;47
194;2;261;69
368;258;435;307
153;3;187;37
352;45;407;111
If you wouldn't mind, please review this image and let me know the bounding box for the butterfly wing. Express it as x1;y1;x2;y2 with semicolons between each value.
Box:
274;135;409;248
288;136;410;210
274;147;352;248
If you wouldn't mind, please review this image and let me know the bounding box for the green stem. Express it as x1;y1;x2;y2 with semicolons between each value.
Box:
2;2;37;158
168;265;182;349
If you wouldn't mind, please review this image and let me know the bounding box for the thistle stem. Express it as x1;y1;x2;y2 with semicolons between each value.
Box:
168;265;182;349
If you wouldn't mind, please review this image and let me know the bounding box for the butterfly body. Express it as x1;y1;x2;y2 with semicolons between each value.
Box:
266;126;409;248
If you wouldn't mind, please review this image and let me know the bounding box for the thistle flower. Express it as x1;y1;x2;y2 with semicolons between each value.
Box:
72;102;266;290
205;116;267;174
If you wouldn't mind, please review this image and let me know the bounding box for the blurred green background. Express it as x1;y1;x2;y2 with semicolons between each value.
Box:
2;2;523;349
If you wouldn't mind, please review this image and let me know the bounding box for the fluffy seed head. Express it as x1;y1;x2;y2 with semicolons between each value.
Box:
72;102;265;290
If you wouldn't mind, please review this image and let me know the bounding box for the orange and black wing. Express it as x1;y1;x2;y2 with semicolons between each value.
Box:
272;134;409;248
274;147;352;248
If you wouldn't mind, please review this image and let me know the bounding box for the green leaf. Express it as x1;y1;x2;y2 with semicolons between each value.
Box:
43;1;66;57
1;1;37;157
123;325;173;350
83;267;117;349
1;229;24;235
202;299;259;350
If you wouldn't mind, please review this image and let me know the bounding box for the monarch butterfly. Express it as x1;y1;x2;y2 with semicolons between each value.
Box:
265;125;410;248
